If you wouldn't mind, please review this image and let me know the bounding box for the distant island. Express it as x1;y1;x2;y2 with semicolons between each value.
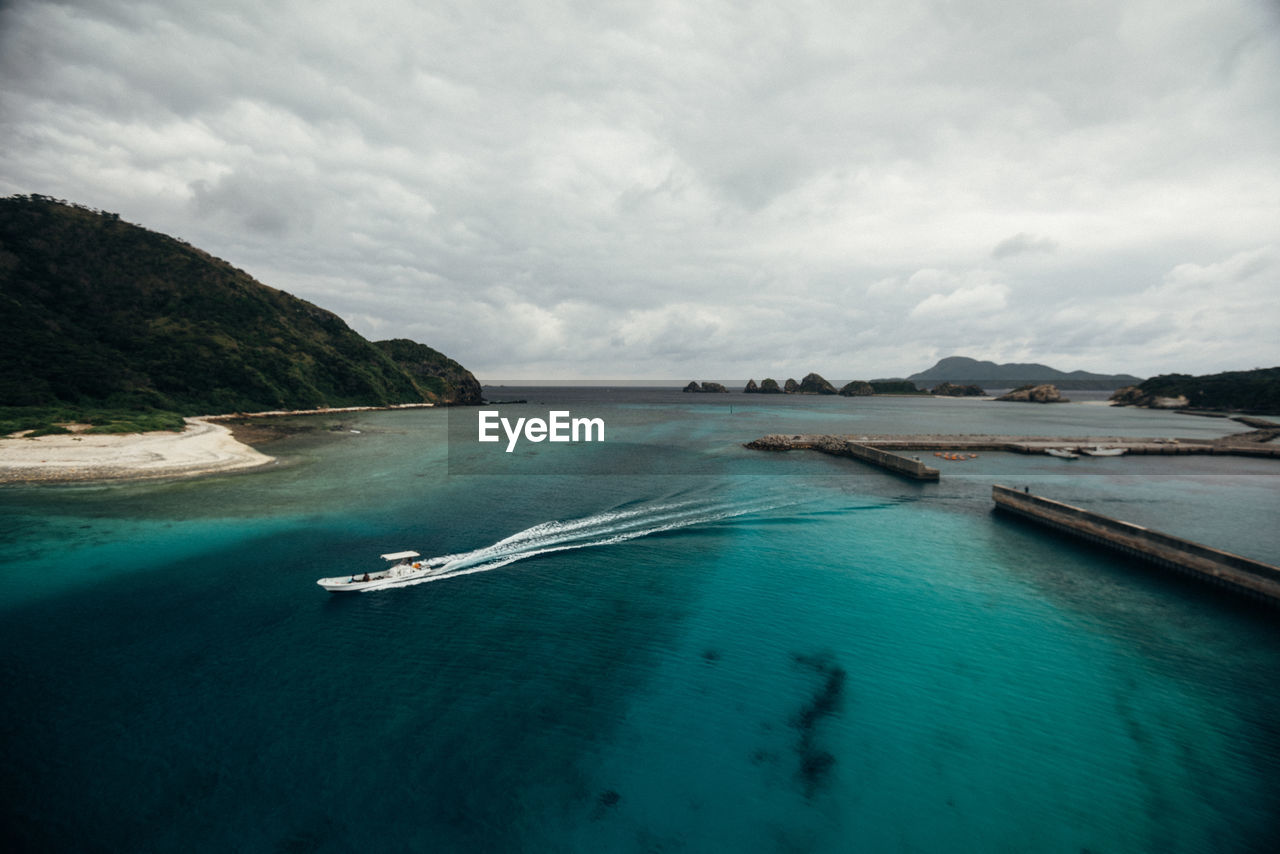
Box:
0;195;481;435
929;382;986;397
909;355;1141;390
731;361;1140;398
693;360;1277;413
795;373;837;394
1110;367;1280;414
995;384;1068;403
741;373;928;396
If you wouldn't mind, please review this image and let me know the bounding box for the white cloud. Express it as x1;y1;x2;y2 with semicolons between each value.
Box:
909;283;1010;319
1;0;1278;379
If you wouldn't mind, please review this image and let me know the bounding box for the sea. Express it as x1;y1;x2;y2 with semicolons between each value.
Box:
2;388;1278;853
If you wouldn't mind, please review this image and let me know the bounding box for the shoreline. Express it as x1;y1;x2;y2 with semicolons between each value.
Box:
0;418;276;485
6;396;1275;485
0;402;438;485
198;402;434;420
207;403;436;447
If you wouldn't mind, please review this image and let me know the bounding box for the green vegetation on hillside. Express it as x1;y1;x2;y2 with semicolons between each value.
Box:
869;380;925;394
930;382;985;396
838;380;873;396
1134;367;1280;413
0;405;187;436
0;195;480;428
374;338;482;405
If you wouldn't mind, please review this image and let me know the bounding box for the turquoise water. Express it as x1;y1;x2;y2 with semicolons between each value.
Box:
2;390;1278;852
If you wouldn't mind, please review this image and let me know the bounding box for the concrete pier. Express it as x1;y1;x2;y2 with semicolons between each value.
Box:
992;484;1280;606
747;433;1280;459
838;440;940;480
746;434;939;480
861;436;1280;457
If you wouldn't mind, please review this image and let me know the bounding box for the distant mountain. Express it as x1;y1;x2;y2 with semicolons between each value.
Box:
908;356;1141;390
0;195;479;413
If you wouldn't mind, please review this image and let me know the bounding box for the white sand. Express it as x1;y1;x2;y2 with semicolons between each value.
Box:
0;418;275;483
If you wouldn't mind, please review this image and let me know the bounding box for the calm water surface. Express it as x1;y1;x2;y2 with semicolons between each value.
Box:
2;390;1277;852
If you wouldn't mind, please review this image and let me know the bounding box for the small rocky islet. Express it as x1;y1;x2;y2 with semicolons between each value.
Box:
741;373;901;396
995;384;1068;403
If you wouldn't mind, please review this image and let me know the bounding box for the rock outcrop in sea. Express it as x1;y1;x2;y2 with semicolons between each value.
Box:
759;378;783;394
683;381;729;393
1109;386;1189;409
744;379;760;393
995;384;1067;403
930;382;986;397
784;378;800;393
838;381;874;397
796;372;837;395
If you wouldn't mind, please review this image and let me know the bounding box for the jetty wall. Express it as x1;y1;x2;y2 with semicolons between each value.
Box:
865;438;1280;457
992;484;1280;606
840;441;940;481
745;435;939;480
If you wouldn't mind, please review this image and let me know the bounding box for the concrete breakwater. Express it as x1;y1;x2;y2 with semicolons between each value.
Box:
992;485;1280;607
745;434;940;480
747;433;1280;458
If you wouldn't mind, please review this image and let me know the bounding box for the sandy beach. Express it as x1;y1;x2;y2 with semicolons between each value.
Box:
0;418;275;484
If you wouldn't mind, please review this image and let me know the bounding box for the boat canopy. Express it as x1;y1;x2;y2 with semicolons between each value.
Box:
380;550;421;561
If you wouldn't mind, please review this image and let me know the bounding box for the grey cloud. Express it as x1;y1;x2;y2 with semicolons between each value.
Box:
1;0;1278;379
190;169;319;237
992;233;1058;259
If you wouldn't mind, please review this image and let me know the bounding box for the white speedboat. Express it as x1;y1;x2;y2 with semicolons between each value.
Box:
1080;445;1127;457
1045;448;1079;459
317;551;438;592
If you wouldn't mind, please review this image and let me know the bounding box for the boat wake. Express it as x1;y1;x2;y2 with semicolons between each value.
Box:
380;494;791;591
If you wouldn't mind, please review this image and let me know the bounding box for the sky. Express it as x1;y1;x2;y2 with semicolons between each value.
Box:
2;0;1278;381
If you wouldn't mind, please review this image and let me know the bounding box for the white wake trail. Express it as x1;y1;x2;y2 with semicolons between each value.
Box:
380;496;786;590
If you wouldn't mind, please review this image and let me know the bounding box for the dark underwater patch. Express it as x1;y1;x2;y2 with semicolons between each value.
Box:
590;788;622;821
789;651;847;798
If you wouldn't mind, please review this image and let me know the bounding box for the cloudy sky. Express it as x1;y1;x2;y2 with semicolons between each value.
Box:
2;0;1277;380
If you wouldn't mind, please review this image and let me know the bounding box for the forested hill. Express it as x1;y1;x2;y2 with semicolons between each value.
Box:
374;338;482;406
908;355;1141;390
0;195;480;414
1125;368;1280;413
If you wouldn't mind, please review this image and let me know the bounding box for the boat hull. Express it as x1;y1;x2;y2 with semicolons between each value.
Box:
317;560;444;592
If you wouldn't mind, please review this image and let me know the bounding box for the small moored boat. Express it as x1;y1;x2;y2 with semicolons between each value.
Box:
1045;448;1079;459
316;550;438;592
1080;445;1127;457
